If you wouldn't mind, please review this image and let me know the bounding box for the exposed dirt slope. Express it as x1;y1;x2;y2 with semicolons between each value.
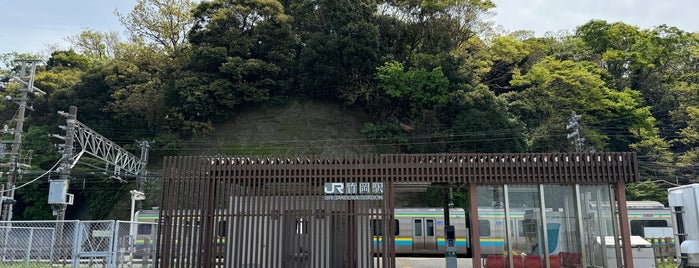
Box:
193;99;378;157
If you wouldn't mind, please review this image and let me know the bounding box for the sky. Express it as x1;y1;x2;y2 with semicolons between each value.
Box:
0;0;697;56
492;0;699;36
0;0;137;55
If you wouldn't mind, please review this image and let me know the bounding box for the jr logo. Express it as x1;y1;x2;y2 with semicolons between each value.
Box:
324;183;344;194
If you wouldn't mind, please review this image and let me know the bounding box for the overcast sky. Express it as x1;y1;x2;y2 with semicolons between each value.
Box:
0;0;697;56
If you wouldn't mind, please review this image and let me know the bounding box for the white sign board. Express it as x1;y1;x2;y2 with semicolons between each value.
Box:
644;227;674;238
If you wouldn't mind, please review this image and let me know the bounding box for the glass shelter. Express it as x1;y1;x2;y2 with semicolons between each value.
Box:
478;184;624;268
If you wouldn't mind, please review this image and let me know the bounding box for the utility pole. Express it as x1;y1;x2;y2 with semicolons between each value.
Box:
137;140;150;210
1;59;41;221
48;106;77;263
49;106;77;220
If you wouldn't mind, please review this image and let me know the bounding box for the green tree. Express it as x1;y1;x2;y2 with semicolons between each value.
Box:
671;81;699;182
117;0;196;58
105;43;170;134
575;21;699;183
378;0;495;91
110;0;199;145
626;181;668;205
175;0;296;127
293;0;381;103
576;22;699;131
421;88;527;153
46;50;93;71
507;57;662;152
372;61;449;120
48;63;117;135
65;29;120;60
479;35;529;94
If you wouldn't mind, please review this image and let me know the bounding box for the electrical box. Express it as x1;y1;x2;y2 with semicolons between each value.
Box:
48;180;73;205
599;236;656;268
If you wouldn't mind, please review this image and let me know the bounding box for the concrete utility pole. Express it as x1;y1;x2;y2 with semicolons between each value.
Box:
49;106;78;220
1;59;42;221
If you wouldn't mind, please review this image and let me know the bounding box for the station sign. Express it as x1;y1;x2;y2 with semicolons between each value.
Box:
324;182;384;200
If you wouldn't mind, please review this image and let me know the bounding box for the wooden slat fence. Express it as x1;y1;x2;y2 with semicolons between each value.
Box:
157;153;639;268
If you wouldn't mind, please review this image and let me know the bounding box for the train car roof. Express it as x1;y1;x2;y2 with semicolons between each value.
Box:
135;209;160;216
626;200;666;209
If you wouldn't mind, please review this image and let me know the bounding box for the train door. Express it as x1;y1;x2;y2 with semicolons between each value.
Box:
412;218;437;251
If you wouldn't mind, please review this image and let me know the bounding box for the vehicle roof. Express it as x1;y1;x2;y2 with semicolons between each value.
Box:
626;200;666;209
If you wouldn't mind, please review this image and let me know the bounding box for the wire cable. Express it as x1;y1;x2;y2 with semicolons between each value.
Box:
0;159;61;193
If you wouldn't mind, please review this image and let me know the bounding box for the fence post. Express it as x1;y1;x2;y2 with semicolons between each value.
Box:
24;228;33;267
111;221;118;267
108;220;117;267
71;221;81;268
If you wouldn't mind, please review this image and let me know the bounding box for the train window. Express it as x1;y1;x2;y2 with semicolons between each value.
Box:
426;219;435;236
137;224;152;235
371;219;382;236
217;220;227;237
395;219;400;236
630;220;668;236
414;219;423;236
370;219;400;236
479;220;491;236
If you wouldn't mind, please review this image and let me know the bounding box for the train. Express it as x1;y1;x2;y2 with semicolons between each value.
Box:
132;200;671;257
133;207;470;256
626;200;672;237
392;208;469;255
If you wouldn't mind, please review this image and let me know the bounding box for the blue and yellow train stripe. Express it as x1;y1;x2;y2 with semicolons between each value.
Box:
373;237;468;247
394;212;466;218
627;213;671;218
477;212;525;219
479;238;505;247
134;239;152;246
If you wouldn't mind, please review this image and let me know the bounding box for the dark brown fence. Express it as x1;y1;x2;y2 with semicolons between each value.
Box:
158;153;638;268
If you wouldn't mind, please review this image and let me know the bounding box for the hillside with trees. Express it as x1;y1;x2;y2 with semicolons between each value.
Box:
0;0;697;219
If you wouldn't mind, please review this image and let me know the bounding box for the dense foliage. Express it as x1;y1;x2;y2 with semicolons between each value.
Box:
1;0;697;219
